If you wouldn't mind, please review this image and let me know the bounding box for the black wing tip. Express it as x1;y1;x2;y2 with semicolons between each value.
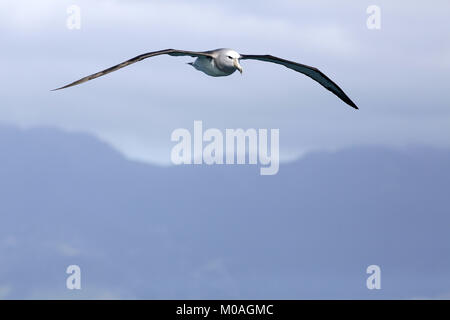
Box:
341;95;359;110
51;83;77;91
349;101;359;110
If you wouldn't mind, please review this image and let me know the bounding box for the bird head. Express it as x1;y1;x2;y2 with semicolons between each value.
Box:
218;49;243;74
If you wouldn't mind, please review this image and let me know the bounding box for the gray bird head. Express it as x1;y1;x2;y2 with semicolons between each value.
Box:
215;49;243;74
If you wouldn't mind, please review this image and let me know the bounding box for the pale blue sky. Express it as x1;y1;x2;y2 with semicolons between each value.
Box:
1;0;449;164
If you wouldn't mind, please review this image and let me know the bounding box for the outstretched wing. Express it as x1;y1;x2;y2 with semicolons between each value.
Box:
240;54;358;109
52;49;214;90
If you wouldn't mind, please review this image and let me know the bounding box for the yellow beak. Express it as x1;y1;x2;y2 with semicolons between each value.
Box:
233;59;243;74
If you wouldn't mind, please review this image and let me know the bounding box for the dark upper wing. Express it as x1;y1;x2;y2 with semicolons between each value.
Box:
240;54;358;109
52;49;214;90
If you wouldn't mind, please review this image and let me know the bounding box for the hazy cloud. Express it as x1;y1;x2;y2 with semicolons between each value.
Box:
1;0;449;164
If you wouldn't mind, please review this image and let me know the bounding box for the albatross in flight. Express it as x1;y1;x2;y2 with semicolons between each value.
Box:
53;48;358;109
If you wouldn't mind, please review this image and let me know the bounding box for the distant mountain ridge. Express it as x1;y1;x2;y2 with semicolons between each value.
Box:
0;125;449;299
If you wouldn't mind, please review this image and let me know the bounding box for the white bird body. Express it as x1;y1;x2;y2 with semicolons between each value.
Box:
189;49;242;77
190;57;228;77
53;48;358;109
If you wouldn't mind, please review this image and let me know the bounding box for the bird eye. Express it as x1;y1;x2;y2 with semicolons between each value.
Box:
227;56;233;59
